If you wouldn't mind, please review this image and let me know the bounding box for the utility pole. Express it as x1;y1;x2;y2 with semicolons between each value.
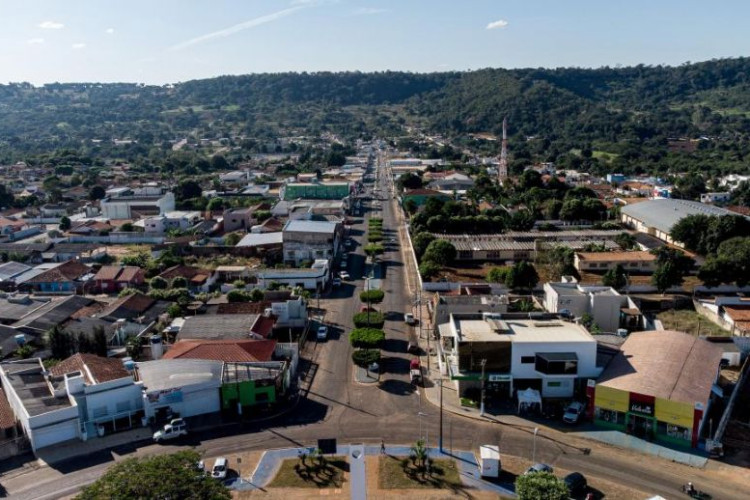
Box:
480;358;487;416
532;427;538;463
439;378;444;452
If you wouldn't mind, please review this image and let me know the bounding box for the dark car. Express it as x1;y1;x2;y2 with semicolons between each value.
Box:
563;472;587;493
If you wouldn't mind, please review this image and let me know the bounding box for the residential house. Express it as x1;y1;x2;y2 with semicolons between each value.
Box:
47;243;107;263
20;261;93;294
428;173;475;192
432;294;509;335
158;265;216;293
92;266;145;293
0;262;32;291
175;314;274;342
543;280;643;333
100;186;175;219
12;295;94;335
142;211;202;234
96;292;167;324
163;339;277;363
222;204;272;233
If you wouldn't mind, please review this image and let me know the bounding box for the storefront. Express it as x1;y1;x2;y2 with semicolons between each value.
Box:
592;383;703;448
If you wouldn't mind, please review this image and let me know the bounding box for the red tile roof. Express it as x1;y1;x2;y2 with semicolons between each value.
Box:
94;266;122;281
117;267;143;282
159;265;211;281
253;316;276;338
163;339;277;362
99;292;155;317
27;260;91;284
724;306;750;322
50;353;130;384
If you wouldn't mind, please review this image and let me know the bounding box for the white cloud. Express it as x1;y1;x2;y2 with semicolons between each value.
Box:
486;19;509;30
105;28;115;35
27;38;45;45
169;6;305;51
72;43;86;49
38;21;64;30
353;7;388;15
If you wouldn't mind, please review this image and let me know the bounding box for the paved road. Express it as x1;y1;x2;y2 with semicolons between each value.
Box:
2;155;749;500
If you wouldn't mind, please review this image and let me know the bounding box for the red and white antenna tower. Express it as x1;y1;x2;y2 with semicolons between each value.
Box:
498;117;508;183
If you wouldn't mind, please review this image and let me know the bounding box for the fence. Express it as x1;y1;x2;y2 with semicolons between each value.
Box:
0;435;31;461
710;354;750;455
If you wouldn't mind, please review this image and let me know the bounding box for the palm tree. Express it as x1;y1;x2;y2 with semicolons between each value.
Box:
410;439;428;470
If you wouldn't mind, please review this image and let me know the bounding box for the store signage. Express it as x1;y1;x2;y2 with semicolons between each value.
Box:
629;402;654;416
488;374;511;382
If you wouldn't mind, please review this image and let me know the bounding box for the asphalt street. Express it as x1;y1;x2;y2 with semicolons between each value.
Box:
2;156;749;499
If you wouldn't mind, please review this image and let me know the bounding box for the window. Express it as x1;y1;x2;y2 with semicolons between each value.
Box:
458;250;472;260
535;353;578;375
520;356;535;364
547;381;561;387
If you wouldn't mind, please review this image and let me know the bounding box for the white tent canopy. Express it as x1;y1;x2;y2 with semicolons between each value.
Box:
517;388;542;414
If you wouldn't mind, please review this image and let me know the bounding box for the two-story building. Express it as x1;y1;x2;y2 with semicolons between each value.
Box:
437;313;599;400
142;211;202;234
100;186;175;219
282;220;342;266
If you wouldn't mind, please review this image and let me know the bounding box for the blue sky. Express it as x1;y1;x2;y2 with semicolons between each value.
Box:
1;0;749;85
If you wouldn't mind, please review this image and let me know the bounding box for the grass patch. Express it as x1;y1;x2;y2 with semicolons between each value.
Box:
379;456;462;490
269;457;348;489
657;309;730;336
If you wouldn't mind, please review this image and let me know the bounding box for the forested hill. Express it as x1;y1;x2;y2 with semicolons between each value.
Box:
2;58;750;174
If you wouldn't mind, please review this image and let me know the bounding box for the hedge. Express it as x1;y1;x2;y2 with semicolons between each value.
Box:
368;233;383;243
349;328;385;348
352;349;381;367
353;311;385;328
359;289;385;304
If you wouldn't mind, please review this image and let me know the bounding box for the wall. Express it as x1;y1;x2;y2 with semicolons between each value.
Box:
82;378;143;426
590;293;623;333
511;340;599;381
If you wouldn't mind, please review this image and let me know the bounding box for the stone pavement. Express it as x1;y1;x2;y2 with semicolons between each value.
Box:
354;364;380;384
230;444;515;496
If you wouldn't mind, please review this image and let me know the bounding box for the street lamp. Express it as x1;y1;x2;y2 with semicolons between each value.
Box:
480;359;487;416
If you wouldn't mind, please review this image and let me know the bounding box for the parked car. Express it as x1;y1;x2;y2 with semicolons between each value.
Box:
317;326;328;341
153;420;188;442
524;463;554;475
563;472;587;493
407;342;420;354
339;271;350;280
404;313;416;325
332;278;342;287
563;401;586;424
211;457;228;479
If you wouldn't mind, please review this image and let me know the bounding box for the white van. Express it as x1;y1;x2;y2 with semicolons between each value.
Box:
211;457;228;479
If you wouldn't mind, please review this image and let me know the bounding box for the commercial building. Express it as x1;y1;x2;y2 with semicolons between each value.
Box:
574;251;657;274
221;361;290;413
437;313;599;399
255;260;330;290
434;231;622;263
620;199;747;246
280;182;351;201
591;330;724;449
136;359;223;422
282;220;342;266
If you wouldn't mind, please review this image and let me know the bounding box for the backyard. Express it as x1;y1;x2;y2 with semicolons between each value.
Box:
657;309;731;336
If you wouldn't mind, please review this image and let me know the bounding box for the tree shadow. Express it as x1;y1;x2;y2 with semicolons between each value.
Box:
397;457;474;499
292;458;349;488
379;378;416;396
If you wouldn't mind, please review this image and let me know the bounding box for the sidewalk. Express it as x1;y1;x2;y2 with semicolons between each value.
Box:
421;373;709;468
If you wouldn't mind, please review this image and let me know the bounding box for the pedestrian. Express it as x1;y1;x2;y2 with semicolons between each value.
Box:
380;439;386;455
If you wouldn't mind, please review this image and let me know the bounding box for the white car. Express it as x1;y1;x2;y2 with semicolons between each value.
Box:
317;326;328;340
153;420;188;442
404;313;416;325
339;271;350;280
211;457;228;479
563;401;585;424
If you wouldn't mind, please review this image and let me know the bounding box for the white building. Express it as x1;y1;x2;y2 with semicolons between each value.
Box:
437;313;600;399
544;280;642;333
700;192;731;204
136;359;222;421
100;186;176;219
282;220;341;266
142;211;202;234
0;354;143;452
255;260;330;290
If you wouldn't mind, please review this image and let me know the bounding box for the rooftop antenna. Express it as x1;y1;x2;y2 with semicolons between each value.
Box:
498;117;508;184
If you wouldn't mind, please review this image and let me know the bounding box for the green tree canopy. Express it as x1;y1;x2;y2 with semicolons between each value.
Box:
422;239;457;266
59;216;71;231
76;450;231;500
505;261;539;291
149;276;168;290
602;264;628;290
515;471;569;500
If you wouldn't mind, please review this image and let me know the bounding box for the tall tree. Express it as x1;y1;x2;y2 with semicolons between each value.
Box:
505;261;539;292
76;450;230;500
422;240;457;266
602;264;628;290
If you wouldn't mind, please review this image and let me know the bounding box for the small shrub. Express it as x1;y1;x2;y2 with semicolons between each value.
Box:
353;311;385;328
349;328;385;348
419;261;440;279
359;289;385;304
351;349;381;367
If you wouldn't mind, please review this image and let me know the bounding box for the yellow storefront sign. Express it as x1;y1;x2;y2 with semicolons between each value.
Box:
655;398;694;428
594;385;629;413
